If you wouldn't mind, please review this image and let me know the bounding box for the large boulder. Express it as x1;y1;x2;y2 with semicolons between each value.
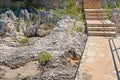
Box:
36;23;51;37
26;23;51;37
25;11;55;37
36;28;46;37
37;23;50;30
26;25;37;37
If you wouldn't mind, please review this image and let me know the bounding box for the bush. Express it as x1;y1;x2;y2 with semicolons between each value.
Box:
30;14;37;22
76;26;83;32
15;26;20;32
49;0;84;22
11;37;17;42
38;51;52;65
21;37;30;43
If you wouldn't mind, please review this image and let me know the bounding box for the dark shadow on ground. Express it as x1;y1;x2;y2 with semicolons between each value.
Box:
108;38;120;80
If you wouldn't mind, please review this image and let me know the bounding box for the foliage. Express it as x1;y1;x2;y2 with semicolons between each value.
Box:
38;51;52;65
30;14;37;23
76;26;83;32
21;37;30;43
33;6;45;13
15;26;20;32
106;9;112;21
15;19;21;32
11;37;17;42
49;0;84;22
26;22;30;28
117;2;120;8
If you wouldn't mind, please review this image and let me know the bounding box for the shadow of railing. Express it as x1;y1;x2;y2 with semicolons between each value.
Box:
108;38;120;80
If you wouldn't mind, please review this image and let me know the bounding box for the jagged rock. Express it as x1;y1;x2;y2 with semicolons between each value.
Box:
5;10;16;20
26;25;36;37
19;9;24;19
24;10;30;20
36;23;50;37
26;23;51;37
0;14;9;20
0;19;7;36
19;9;30;20
65;48;78;59
36;29;46;37
35;10;56;25
0;18;17;37
37;23;50;30
35;10;47;25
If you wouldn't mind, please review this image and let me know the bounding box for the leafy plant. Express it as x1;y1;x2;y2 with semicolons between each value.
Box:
38;51;52;65
76;26;83;32
33;6;45;13
49;0;84;22
16;26;20;32
11;37;17;42
30;14;37;23
21;37;30;43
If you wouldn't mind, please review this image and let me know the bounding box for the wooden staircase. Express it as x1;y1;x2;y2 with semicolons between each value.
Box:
84;0;116;36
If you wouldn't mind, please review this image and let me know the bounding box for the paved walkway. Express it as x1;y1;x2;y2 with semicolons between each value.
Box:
75;36;120;80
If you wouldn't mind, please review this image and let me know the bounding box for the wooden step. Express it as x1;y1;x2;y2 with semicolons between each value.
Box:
86;20;115;27
83;0;116;37
84;0;102;9
86;16;108;20
88;31;116;36
84;4;101;8
85;13;107;17
84;9;105;13
88;27;116;31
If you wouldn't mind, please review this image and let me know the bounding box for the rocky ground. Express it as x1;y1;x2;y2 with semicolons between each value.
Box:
0;9;87;80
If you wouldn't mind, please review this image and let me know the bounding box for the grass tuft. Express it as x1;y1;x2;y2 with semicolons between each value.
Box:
38;51;52;65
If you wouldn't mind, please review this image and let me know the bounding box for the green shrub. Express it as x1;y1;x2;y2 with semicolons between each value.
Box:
76;26;83;32
30;14;37;23
21;37;30;43
11;37;17;42
38;51;52;65
15;26;20;32
34;6;45;13
26;23;30;28
49;0;84;22
70;32;74;36
106;9;112;20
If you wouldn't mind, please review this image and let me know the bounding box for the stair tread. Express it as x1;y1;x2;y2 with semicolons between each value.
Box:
86;13;107;16
86;16;108;18
84;9;105;11
86;16;108;20
86;20;115;24
88;27;116;28
88;31;116;33
88;27;116;31
86;13;107;14
84;1;116;36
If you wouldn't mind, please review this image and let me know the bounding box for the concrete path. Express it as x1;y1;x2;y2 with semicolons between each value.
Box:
75;36;120;80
